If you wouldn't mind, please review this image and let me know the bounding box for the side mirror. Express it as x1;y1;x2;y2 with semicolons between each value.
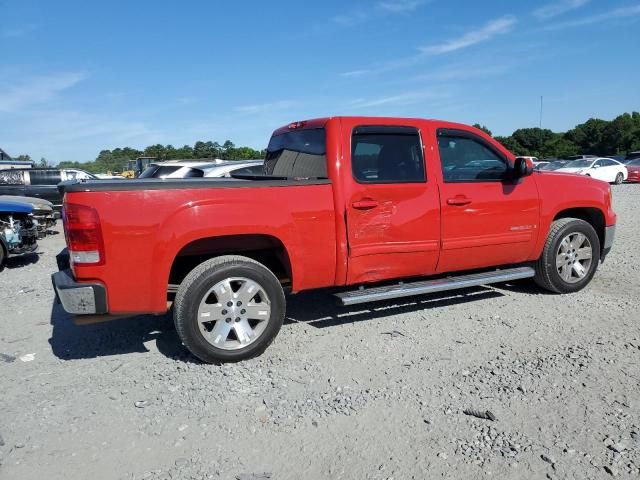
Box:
593;164;600;169
513;157;534;179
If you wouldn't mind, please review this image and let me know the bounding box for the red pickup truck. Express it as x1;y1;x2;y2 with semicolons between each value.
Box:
52;117;616;362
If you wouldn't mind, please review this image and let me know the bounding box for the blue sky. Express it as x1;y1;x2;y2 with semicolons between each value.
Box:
1;0;639;163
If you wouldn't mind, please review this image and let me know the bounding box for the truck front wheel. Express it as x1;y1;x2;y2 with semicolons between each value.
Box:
534;218;600;293
174;255;285;363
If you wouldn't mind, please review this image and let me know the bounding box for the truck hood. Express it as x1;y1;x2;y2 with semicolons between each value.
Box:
0;200;33;214
0;195;54;210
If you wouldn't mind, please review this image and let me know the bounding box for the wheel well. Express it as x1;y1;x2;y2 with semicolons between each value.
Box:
553;208;605;250
168;234;292;288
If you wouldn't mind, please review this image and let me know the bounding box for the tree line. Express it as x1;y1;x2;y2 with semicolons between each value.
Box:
55;140;265;173
14;111;640;172
474;111;640;159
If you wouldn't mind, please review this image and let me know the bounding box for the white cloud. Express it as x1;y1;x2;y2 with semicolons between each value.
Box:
0;72;87;112
377;0;424;13
420;15;517;55
544;4;640;29
333;0;426;26
411;63;511;82
350;90;443;108
533;0;589;20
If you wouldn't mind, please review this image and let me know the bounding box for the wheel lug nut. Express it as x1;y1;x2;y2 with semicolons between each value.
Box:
241;309;246;314
225;318;231;323
222;310;227;315
235;317;240;322
227;301;233;307
237;301;242;306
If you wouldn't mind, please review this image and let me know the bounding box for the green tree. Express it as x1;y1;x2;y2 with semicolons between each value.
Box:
472;124;492;136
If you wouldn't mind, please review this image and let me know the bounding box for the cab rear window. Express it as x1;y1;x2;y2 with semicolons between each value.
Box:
265;129;327;179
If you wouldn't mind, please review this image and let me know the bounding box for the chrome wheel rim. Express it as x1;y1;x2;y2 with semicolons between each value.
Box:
197;277;271;350
556;232;592;284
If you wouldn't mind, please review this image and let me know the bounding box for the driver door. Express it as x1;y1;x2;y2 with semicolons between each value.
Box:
436;129;540;273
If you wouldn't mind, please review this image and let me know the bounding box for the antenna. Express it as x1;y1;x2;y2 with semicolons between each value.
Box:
539;96;543;129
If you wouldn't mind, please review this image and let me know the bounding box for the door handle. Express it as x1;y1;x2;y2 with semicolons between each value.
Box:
447;196;472;206
352;200;379;210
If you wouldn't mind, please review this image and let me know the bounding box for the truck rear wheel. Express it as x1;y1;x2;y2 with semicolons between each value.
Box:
534;218;600;293
173;255;285;363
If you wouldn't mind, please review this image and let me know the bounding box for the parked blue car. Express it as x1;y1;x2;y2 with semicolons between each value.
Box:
0;199;38;267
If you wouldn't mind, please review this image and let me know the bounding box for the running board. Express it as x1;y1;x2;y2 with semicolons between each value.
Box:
334;267;535;306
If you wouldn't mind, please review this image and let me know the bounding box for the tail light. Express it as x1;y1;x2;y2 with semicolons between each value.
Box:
63;203;105;265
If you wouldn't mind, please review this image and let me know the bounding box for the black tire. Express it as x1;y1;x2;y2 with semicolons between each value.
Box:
534;218;600;293
173;255;285;363
614;172;624;185
0;244;5;270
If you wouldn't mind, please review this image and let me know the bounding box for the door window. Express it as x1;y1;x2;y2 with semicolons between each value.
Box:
351;126;425;183
0;170;25;184
29;170;62;185
437;132;508;182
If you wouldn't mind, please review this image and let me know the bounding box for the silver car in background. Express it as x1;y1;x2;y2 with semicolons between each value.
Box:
138;160;264;179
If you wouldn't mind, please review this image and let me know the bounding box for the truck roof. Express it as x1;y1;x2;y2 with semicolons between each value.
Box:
271;116;484;136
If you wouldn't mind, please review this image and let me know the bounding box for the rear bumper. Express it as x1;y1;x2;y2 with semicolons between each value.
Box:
602;225;615;261
51;269;108;315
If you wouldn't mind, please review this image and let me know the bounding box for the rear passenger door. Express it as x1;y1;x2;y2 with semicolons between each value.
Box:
436;129;539;273
345;125;440;284
25;170;62;207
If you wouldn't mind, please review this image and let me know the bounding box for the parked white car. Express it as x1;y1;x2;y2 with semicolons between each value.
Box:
556;157;628;184
139;160;264;179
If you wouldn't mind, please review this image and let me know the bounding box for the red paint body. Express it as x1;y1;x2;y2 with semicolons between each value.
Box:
626;165;640;182
64;117;616;315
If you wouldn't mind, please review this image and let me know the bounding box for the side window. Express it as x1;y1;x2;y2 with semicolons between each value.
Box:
437;132;507;182
0;170;25;185
351;126;425;183
605;159;617;167
594;160;605;167
183;168;204;178
232;165;264;176
29;170;62;185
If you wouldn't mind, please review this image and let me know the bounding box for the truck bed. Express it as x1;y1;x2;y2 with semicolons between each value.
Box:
62;178;337;314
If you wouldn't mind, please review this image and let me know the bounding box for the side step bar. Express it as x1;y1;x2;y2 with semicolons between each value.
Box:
334;266;535;306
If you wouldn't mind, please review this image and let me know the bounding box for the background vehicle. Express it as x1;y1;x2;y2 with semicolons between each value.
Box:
0;200;38;268
538;160;573;171
0;168;96;210
0;195;56;237
204;160;264;178
560;155;598;161
52;117;616;363
123;157;155;178
139;160;265;179
625;159;640;182
555;157;628;184
138;161;216;179
624;151;640;163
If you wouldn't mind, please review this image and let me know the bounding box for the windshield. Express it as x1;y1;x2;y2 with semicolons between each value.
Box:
567;160;593;168
265;128;327;178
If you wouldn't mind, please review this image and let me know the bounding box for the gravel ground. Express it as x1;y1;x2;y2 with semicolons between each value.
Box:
1;184;639;480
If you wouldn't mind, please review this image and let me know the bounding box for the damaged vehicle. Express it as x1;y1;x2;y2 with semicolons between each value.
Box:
0;200;38;268
0;195;57;237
